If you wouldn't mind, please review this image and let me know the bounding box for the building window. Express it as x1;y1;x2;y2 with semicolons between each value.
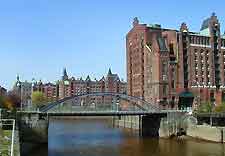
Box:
169;43;174;55
195;54;198;62
190;36;194;44
163;85;167;96
203;38;206;45
162;62;167;75
200;37;203;45
197;37;200;44
200;49;204;56
171;80;175;89
206;38;210;45
210;92;215;103
171;96;175;108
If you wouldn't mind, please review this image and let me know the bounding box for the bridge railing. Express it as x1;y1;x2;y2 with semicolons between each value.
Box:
46;102;149;113
39;92;161;113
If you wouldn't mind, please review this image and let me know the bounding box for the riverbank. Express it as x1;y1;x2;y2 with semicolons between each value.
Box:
0;130;20;156
115;116;225;143
187;125;225;143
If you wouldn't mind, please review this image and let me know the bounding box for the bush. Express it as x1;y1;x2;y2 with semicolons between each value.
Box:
214;102;225;112
197;101;213;113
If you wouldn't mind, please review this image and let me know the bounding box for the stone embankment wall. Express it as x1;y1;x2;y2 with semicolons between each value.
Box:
114;116;140;130
115;114;225;143
18;114;48;143
187;125;225;143
15;130;21;156
114;115;169;138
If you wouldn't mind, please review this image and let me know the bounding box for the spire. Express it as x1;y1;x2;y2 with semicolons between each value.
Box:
133;17;139;27
211;12;216;18
16;74;20;81
180;22;188;33
14;74;21;87
86;75;91;81
62;68;68;80
108;68;112;75
63;68;68;77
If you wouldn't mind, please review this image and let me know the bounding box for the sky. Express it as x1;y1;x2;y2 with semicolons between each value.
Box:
0;0;225;90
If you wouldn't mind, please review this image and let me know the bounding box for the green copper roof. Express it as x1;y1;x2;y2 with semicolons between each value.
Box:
179;91;194;98
222;34;225;39
199;28;210;36
148;24;161;28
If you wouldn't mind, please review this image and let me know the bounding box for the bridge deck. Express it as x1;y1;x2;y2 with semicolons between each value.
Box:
18;111;167;116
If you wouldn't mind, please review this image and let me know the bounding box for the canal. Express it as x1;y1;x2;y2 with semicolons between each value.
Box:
22;117;225;156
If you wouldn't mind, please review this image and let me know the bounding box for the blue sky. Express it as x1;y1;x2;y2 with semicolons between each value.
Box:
0;0;225;89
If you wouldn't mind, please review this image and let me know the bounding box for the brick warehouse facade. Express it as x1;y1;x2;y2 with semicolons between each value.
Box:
14;68;127;106
126;13;225;110
56;68;127;105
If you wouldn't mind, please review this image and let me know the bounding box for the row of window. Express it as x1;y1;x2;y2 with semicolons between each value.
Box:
190;36;210;45
190;36;225;47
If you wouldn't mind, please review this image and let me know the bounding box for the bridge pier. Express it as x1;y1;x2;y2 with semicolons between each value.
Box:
141;114;163;138
17;113;48;143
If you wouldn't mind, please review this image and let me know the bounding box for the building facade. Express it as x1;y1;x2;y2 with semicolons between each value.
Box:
57;68;127;104
12;68;127;107
126;13;225;110
13;75;32;108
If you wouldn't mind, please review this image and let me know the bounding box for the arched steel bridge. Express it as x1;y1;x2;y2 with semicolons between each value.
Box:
40;92;161;115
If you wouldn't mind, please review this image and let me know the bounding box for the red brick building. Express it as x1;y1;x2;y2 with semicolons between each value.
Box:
32;68;126;105
126;13;225;110
33;80;58;102
57;68;127;104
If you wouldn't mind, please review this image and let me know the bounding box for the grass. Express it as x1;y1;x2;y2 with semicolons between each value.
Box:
0;129;20;156
0;129;12;156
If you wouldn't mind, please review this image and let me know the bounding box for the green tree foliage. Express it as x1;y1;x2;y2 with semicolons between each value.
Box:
0;93;20;110
7;91;21;108
197;101;213;113
214;102;225;112
0;96;5;108
32;91;46;107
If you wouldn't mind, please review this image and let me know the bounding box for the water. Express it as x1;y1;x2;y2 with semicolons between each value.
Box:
24;117;225;156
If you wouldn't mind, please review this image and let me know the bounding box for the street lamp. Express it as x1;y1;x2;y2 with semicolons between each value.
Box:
20;86;23;111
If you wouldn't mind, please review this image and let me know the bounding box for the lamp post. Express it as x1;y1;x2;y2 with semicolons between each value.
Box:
20;86;23;111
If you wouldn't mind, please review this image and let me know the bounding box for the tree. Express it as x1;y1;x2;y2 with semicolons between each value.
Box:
32;91;46;108
214;102;225;112
0;96;6;108
6;91;21;108
197;101;213;113
0;93;20;110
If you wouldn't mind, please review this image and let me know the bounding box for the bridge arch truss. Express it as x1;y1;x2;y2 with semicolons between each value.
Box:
40;92;160;113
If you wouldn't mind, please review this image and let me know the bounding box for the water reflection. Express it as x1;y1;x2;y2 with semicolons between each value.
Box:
47;117;225;156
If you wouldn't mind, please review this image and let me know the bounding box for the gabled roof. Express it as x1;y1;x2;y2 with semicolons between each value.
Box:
99;76;105;82
108;68;112;75
85;75;91;81
45;82;55;86
37;80;43;85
